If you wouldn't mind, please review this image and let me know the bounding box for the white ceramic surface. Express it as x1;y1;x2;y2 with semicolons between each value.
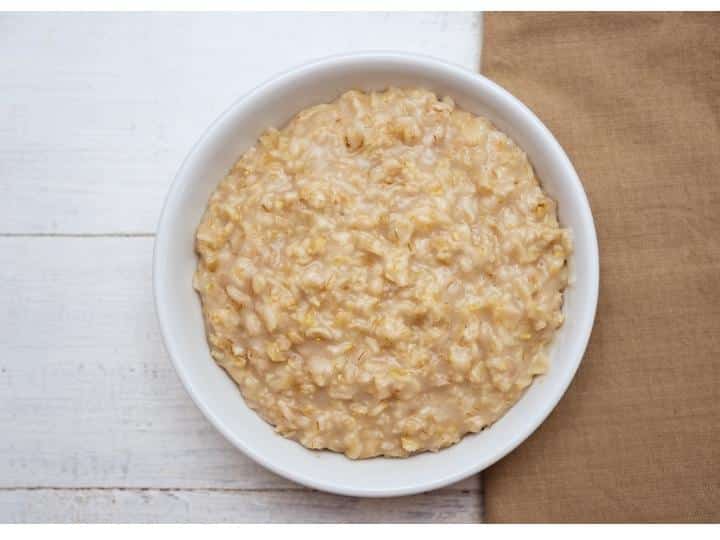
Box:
154;52;599;497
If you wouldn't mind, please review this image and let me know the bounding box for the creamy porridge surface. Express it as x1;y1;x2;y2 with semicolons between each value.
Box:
194;88;572;458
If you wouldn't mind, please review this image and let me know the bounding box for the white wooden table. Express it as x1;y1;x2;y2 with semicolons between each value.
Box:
0;12;483;523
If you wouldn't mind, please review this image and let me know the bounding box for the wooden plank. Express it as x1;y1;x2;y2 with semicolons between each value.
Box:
0;237;283;489
0;12;481;235
0;487;481;523
0;237;479;492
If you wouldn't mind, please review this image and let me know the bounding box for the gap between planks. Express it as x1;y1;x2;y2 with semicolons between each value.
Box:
0;233;155;238
0;486;476;493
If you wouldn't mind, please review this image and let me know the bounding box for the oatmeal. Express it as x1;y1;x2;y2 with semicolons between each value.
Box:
193;88;572;458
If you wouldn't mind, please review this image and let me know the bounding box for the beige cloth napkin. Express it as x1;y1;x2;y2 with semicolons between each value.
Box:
481;12;720;522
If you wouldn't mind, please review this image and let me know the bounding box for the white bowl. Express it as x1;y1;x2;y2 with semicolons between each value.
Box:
154;52;599;497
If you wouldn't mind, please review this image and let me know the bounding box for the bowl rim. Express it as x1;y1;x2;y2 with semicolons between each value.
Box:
153;50;599;497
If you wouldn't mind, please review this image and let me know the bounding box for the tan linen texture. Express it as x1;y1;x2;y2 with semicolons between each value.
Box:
481;12;720;522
